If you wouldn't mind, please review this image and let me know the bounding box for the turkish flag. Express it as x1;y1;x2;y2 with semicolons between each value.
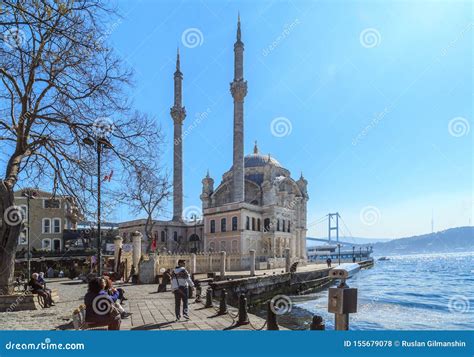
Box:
151;238;157;251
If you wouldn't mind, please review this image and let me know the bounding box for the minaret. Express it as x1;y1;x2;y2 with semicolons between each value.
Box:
230;13;248;202
170;48;186;221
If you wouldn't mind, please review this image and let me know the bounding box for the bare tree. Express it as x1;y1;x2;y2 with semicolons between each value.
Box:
118;163;171;253
0;1;160;292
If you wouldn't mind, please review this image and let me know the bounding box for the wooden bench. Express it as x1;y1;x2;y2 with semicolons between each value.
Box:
72;305;108;330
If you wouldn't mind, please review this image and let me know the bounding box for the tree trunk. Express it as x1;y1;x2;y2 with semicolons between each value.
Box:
0;183;21;295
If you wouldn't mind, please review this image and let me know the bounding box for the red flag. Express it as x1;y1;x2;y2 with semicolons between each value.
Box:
103;170;114;182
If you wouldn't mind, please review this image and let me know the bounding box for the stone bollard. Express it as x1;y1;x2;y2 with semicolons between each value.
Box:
310;315;325;330
113;236;123;273
205;288;213;308
267;300;279;330
220;251;226;278
195;284;202;303
131;231;142;275
237;294;250;325
285;248;291;273
218;289;228;315
249;249;256;276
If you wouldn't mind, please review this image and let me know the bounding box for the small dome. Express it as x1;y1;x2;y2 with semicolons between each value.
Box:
245;153;282;168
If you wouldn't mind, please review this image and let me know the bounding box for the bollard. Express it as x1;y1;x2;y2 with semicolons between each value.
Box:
266;300;279;330
205;288;213;308
188;285;194;298
310;315;325;330
218;289;228;315
195;284;202;303
237;294;250;325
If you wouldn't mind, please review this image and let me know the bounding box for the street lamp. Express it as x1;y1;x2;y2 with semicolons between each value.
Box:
337;243;341;265
22;188;37;278
82;136;113;276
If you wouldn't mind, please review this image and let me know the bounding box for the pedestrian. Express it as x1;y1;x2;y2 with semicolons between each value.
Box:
326;257;332;268
171;260;194;321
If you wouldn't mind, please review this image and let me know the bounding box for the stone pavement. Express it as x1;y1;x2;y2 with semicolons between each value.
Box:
0;279;270;331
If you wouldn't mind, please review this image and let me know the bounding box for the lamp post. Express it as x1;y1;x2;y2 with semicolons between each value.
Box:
337;243;341;265
22;188;37;278
83;136;113;276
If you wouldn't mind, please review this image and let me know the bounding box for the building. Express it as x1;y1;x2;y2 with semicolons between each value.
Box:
13;189;81;253
119;16;308;262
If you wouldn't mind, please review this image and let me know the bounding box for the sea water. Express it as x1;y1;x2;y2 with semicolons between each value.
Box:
276;251;474;330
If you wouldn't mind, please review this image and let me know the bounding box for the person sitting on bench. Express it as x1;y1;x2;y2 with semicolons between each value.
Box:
84;278;121;330
28;273;54;307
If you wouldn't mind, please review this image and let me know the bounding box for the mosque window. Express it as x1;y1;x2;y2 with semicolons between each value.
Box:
210;220;216;233
173;231;178;241
287;221;291;233
277;219;280;231
221;218;227;232
257;218;261;231
264;218;271;232
232;216;238;231
282;220;286;232
246;216;250;230
252;217;256;231
161;231;165;242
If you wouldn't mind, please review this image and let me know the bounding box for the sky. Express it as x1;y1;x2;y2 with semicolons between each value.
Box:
4;0;472;239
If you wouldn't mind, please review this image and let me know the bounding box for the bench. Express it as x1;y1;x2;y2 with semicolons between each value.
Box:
72;305;108;330
0;288;59;312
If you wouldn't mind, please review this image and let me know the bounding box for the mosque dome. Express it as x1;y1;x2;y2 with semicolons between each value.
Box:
244;142;282;168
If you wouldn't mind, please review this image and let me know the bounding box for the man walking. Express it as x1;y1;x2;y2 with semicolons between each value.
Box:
171;259;194;321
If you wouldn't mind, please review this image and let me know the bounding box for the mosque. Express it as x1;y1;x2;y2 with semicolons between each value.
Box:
119;17;308;262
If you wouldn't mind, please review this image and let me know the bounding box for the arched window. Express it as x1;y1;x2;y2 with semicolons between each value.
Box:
53;218;61;233
210;219;216;233
257;218;261;231
209;241;215;251
232;216;238;231
287;221;291;233
161;231;165;242
252;217;256;231
246;216;250;230
282;219;286;232
276;219;280;232
264;218;271;232
220;241;226;251
231;240;238;252
221;218;227;232
173;231;178;241
42;218;51;233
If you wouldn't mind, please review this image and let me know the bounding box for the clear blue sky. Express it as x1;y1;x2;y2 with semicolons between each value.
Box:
6;0;471;239
104;0;473;239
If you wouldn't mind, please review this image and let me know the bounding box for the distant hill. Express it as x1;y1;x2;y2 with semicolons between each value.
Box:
372;226;474;255
307;237;392;246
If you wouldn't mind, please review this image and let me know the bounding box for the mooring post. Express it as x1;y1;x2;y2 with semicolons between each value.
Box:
249;249;256;276
218;289;228;315
220;251;226;278
285;248;291;273
310;315;325;330
205;287;213;308
237;293;250;325
266;300;279;330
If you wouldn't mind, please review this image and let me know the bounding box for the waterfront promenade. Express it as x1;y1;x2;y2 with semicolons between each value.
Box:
0;279;270;331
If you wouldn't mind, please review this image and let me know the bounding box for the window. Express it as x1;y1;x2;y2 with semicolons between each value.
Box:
161;231;166;242
18;229;27;245
209;241;215;251
42;239;51;251
221;218;226;232
173;231;178;242
19;205;27;221
231;240;238;252
232;216;238;231
252;217;256;231
264;218;271;232
277;219;280;232
287;221;291;233
220;241;226;251
53;238;61;251
42;218;51;233
44;199;60;209
210;219;216;233
246;216;250;230
257;218;261;232
53;218;61;233
282;220;286;232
